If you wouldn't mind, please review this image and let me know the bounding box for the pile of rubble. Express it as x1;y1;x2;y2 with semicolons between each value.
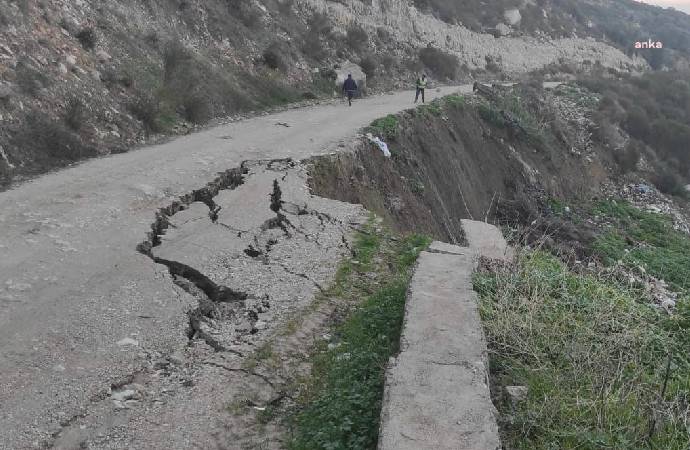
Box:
603;182;690;234
550;84;599;161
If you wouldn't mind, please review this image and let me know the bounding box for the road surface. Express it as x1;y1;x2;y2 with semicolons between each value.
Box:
0;86;468;449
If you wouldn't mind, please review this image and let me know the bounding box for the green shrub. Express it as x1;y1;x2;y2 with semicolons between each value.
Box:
263;42;287;71
359;54;378;77
75;28;97;50
369;114;398;139
181;94;211;124
444;94;465;108
13;113;94;161
129;93;162;132
64;98;86;131
16;61;49;96
419;47;459;80
346;25;368;53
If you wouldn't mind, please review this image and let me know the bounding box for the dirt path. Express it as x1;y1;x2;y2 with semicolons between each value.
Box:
0;86;467;449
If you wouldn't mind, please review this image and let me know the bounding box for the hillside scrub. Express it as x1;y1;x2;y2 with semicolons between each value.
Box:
579;71;690;195
418;47;460;80
475;249;690;449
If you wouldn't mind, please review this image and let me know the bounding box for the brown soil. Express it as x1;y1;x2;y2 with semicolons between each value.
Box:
308;96;611;245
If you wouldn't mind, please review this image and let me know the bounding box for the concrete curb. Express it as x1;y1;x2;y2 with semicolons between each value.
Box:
379;221;512;449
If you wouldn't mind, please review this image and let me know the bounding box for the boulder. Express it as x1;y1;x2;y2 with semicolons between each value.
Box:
60;16;80;35
505;385;528;407
65;54;77;67
0;82;14;100
334;62;366;96
504;8;522;26
495;23;511;36
96;50;112;63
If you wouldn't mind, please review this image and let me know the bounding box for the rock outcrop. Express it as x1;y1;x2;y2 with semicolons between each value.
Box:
299;0;647;73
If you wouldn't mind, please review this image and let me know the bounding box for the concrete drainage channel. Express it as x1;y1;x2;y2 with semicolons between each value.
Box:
378;220;512;450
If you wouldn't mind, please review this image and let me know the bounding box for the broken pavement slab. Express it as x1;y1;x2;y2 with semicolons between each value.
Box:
461;219;514;262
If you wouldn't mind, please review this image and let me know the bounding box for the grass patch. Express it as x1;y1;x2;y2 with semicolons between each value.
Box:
475;250;690;449
444;94;466;108
592;200;690;292
368;114;398;140
475;90;548;148
288;222;431;450
417;100;443;117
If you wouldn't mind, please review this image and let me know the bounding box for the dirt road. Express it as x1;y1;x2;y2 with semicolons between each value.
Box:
0;86;467;449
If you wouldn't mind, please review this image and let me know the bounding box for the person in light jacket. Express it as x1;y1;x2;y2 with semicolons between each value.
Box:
414;74;428;104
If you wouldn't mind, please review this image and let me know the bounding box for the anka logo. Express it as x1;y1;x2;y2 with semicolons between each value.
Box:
634;39;663;49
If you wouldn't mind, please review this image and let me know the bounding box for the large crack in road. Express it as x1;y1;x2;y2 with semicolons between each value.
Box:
1;86;465;450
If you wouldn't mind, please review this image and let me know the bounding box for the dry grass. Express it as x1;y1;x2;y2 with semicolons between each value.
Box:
475;249;690;449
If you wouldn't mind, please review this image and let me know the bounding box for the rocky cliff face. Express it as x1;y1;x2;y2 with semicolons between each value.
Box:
300;0;646;73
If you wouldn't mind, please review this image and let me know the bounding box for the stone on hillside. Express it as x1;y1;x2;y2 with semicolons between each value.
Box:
334;62;366;95
96;50;112;63
495;23;511;36
0;82;14;100
65;54;77;67
504;8;522;26
505;385;528;406
60;16;80;35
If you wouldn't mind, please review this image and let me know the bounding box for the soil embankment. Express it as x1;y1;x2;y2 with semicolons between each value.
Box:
309;88;611;242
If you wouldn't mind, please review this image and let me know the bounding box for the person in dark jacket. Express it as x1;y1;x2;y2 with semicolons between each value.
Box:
342;74;358;106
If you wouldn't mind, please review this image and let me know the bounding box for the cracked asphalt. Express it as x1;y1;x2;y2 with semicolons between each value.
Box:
0;86;466;449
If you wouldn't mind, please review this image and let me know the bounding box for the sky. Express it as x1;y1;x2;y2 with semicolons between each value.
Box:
639;0;690;13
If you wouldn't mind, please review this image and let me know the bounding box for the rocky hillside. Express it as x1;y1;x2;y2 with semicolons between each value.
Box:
1;0;684;185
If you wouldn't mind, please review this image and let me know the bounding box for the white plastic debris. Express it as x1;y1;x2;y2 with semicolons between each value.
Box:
366;133;391;157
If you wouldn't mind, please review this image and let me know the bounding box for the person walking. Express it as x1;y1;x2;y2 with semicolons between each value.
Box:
342;74;358;107
414;74;428;104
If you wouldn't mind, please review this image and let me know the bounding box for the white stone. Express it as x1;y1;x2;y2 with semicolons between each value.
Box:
116;337;139;346
58;63;68;75
96;50;111;63
504;8;522;26
0;82;13;99
495;23;511;36
65;54;77;66
111;389;137;401
505;385;528;404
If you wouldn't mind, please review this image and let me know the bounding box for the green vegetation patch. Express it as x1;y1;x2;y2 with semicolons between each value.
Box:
443;94;466;109
288;223;431;450
475;93;547;148
475;250;690;449
592;200;690;292
368;114;398;139
416;100;443;117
